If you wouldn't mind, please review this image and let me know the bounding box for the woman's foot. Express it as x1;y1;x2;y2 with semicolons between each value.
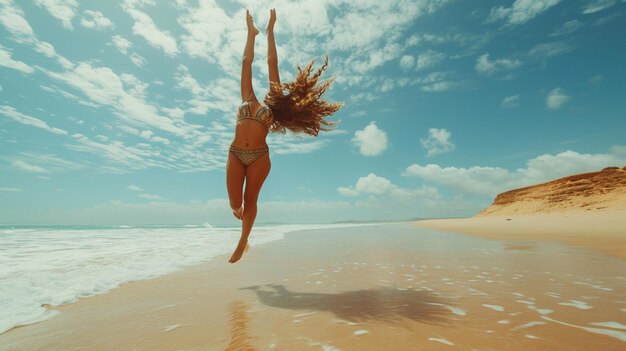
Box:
246;10;259;35
229;239;249;264
232;207;243;220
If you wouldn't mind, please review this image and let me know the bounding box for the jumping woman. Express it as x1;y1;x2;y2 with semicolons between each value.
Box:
227;9;342;263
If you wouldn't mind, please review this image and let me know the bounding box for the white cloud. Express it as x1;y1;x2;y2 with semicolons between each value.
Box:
352;121;388;156
403;146;626;196
138;193;163;200
487;0;562;26
582;0;617;14
11;159;50;173
0;187;22;192
177;1;237;74
124;7;178;56
416;71;458;93
173;64;239;115
129;52;147;67
127;184;143;192
420;128;455;156
271;139;328;155
112;35;133;54
550;19;584;37
0;45;34;73
44;62;185;135
338;173;394;196
416;49;446;71
588;74;603;84
0;0;73;69
475;53;521;75
349;92;378;103
329;1;448;52
501;94;520;108
338;173;440;202
528;41;573;59
34;0;78;30
5;151;83;173
80;10;113;30
399;55;415;71
67;133;167;171
0;0;35;42
546;87;569;109
174;0;451;89
0;105;68;134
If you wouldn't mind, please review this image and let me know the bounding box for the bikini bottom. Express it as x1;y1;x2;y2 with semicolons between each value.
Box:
229;145;269;167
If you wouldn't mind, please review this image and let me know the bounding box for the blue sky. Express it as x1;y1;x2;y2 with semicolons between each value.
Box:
1;0;625;225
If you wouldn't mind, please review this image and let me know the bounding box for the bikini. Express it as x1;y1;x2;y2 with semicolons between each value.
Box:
229;100;274;167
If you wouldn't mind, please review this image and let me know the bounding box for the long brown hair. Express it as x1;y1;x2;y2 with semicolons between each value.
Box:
264;56;343;136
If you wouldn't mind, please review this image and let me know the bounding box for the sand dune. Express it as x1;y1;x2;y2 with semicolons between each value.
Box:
417;167;626;259
478;166;626;216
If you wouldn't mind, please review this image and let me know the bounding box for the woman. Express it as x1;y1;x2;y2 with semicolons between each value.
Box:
227;9;342;263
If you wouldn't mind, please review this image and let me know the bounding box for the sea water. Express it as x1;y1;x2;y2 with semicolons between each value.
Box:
0;223;355;334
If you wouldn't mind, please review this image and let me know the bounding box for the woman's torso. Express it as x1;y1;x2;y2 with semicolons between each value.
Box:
231;101;272;149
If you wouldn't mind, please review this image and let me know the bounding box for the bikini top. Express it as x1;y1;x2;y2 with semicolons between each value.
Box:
237;101;274;130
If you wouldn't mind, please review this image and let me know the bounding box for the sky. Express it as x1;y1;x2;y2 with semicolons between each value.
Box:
1;0;625;226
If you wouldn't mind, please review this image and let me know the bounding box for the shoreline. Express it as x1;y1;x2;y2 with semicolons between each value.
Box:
0;223;380;336
2;222;625;350
415;211;626;260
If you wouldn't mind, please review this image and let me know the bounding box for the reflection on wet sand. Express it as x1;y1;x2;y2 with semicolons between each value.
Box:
241;284;452;324
503;242;537;251
224;301;258;351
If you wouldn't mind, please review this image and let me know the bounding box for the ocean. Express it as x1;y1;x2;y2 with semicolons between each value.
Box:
0;223;357;334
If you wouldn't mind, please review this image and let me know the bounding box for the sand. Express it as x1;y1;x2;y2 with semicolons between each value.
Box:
417;167;626;259
477;167;626;217
417;210;626;260
1;223;625;351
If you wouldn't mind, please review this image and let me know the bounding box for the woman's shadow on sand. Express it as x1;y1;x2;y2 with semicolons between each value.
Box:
240;284;454;324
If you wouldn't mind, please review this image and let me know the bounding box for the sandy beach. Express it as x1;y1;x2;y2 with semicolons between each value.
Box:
1;223;625;351
416;210;626;260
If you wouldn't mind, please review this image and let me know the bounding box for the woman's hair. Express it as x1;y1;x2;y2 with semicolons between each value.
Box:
264;56;343;136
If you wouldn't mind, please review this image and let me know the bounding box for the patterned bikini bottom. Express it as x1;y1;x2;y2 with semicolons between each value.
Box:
229;145;269;167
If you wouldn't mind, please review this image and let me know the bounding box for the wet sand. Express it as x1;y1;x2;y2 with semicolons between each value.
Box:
1;223;625;350
416;211;626;259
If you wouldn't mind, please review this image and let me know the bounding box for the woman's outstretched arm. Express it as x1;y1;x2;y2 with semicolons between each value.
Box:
266;9;280;89
241;10;258;102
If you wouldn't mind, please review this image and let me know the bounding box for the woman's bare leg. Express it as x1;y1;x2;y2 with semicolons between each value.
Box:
266;9;281;86
226;152;245;220
229;155;271;263
241;10;258;101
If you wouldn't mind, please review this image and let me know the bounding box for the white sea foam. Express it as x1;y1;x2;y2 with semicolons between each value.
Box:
590;322;626;330
164;324;181;332
427;303;466;316
573;281;612;291
513;321;546;330
528;305;553;315
293;311;317;318
482;304;505;312
428;337;454;345
0;223;358;334
542;316;626;342
559;300;593;310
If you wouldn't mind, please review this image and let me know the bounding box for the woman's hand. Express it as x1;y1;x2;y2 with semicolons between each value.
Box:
246;9;258;35
266;8;276;34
